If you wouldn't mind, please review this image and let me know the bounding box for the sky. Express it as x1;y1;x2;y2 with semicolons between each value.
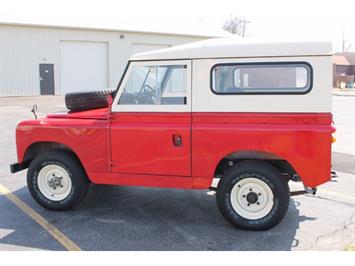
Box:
0;0;354;52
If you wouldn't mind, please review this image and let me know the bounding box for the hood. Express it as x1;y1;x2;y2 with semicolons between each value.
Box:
46;107;109;120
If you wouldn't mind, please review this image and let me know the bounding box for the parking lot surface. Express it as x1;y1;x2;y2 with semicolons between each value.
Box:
0;95;354;251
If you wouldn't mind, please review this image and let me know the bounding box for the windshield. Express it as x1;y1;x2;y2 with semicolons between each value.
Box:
118;64;187;105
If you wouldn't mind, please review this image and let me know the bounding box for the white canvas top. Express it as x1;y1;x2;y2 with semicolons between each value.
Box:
130;38;332;61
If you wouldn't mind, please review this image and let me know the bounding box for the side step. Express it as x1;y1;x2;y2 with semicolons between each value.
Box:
291;186;317;196
210;185;317;196
331;170;338;178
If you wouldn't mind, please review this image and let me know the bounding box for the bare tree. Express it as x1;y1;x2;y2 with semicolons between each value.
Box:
223;15;250;37
342;27;352;52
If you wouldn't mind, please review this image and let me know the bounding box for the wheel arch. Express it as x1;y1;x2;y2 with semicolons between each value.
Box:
23;142;89;179
213;150;299;183
24;141;73;161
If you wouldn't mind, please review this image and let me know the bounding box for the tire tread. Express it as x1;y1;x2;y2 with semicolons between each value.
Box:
27;150;89;210
65;90;115;112
216;160;290;230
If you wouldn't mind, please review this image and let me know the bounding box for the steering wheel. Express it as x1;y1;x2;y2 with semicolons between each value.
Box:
137;84;156;104
142;84;155;94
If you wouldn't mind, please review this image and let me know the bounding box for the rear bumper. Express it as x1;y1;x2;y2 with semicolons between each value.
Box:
10;161;30;173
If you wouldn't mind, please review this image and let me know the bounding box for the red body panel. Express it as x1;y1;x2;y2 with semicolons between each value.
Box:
16;108;110;173
47;108;108;120
110;113;191;176
15;110;334;189
191;113;334;188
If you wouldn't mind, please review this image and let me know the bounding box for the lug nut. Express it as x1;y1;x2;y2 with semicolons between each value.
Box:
258;193;261;196
257;202;260;205
242;195;246;198
247;203;250;206
249;188;252;191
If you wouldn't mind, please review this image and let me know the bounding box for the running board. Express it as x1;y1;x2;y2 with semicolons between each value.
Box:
331;170;338;178
209;186;317;196
291;186;317;196
291;190;308;196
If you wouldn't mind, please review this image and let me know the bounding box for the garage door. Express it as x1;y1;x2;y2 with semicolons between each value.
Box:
60;41;108;94
131;43;170;55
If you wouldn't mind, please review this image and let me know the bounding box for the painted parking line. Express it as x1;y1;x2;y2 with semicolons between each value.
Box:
317;188;355;204
343;244;355;251
291;182;355;205
0;184;81;251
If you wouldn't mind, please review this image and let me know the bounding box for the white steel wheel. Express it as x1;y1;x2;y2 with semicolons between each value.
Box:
230;177;274;220
37;164;72;201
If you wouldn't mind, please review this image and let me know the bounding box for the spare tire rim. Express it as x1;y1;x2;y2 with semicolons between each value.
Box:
230;177;274;220
37;165;72;201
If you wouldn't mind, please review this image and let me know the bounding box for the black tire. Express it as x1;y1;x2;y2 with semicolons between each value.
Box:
65;90;115;112
27;150;89;210
216;160;290;231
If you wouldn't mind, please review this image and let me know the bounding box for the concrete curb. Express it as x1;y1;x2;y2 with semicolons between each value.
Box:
333;90;355;97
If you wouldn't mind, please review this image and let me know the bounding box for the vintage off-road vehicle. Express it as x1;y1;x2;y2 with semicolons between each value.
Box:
11;38;335;230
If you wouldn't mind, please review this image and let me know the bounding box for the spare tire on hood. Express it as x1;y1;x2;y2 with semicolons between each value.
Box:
65;90;115;112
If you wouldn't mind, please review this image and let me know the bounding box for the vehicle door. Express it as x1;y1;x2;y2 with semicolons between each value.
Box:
110;60;192;176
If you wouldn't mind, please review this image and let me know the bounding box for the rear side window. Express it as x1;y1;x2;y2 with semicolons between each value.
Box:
211;62;312;94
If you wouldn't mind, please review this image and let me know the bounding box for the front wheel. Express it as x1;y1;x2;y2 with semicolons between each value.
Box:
216;160;290;230
27;150;89;210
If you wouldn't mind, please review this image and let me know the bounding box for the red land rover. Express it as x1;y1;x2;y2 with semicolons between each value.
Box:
10;38;335;230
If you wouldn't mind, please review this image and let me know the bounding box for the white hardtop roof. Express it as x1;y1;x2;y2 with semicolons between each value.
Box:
130;38;332;61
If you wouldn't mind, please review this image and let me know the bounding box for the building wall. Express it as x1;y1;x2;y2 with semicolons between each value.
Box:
350;66;355;75
0;24;205;96
335;65;351;75
333;64;355;87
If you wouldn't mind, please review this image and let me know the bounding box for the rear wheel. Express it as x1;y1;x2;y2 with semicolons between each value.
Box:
27;150;89;210
216;160;290;230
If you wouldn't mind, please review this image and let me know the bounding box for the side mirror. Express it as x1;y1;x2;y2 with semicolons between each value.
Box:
31;104;38;119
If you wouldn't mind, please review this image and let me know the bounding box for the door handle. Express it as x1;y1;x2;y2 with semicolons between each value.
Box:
172;134;182;147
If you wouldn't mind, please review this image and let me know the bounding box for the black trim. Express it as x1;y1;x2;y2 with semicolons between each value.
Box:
113;61;131;97
10;160;31;173
210;61;313;95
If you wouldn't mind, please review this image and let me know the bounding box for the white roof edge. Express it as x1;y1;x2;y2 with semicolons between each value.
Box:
0;21;226;38
130;38;333;61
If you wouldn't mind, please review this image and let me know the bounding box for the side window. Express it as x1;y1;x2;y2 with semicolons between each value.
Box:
211;63;312;94
119;64;187;105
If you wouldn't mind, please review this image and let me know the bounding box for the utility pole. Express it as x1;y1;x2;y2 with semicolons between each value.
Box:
241;18;251;37
342;27;352;52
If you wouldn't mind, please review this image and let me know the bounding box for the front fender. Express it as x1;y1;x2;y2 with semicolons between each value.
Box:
15;118;110;174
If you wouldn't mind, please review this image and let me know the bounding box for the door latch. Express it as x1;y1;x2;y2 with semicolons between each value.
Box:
173;134;182;147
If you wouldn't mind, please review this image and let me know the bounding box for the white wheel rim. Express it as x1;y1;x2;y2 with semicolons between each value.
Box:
230;177;274;220
37;165;72;201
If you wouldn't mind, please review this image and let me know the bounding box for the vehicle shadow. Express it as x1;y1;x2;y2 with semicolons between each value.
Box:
0;185;316;251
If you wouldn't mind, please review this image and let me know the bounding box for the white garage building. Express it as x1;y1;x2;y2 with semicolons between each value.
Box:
0;22;221;96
